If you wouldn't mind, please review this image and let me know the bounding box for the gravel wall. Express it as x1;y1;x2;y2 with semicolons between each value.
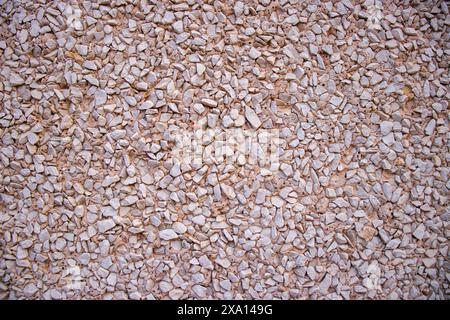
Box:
0;0;448;299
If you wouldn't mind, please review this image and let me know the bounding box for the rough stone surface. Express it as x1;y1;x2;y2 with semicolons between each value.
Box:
0;0;448;301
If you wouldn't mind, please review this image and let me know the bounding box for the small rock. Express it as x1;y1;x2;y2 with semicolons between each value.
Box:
159;229;178;240
97;219;116;233
245;106;262;129
173;222;187;234
10;73;25;86
249;47;261;59
201;98;217;107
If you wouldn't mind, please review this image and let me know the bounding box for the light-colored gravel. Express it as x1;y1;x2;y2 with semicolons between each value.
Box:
0;0;449;300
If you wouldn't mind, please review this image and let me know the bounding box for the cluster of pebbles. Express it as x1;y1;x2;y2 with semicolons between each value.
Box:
0;0;449;300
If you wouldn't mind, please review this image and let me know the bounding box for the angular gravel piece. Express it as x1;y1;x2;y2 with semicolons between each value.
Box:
0;0;448;301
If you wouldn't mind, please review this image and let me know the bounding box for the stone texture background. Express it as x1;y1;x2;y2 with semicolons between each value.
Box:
0;0;448;299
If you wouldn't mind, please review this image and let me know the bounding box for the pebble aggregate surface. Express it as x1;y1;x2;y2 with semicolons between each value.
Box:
0;0;449;299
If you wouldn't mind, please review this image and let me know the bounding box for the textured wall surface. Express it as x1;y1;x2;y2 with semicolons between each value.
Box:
0;0;448;300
